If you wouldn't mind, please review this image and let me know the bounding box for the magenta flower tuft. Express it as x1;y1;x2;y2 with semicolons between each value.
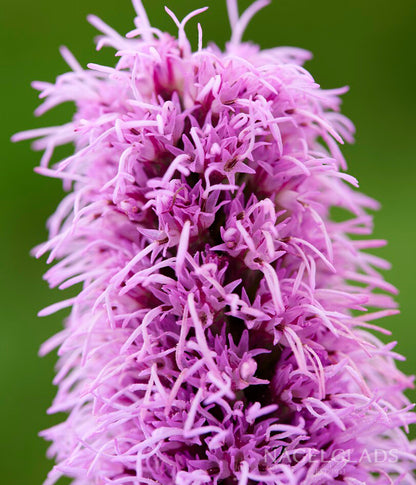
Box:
14;1;416;483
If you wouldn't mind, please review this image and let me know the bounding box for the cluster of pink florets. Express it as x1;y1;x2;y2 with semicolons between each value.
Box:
14;1;416;484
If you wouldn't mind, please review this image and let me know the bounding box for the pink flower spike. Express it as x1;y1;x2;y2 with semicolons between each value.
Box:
14;1;416;484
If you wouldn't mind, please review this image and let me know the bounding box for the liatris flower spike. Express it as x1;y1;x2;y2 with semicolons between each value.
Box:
13;0;416;483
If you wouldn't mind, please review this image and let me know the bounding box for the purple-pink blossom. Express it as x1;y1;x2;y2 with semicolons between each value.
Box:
14;1;416;483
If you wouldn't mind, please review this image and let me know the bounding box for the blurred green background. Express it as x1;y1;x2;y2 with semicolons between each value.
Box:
1;0;415;483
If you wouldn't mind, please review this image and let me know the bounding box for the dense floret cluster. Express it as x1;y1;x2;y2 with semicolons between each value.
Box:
14;1;416;484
